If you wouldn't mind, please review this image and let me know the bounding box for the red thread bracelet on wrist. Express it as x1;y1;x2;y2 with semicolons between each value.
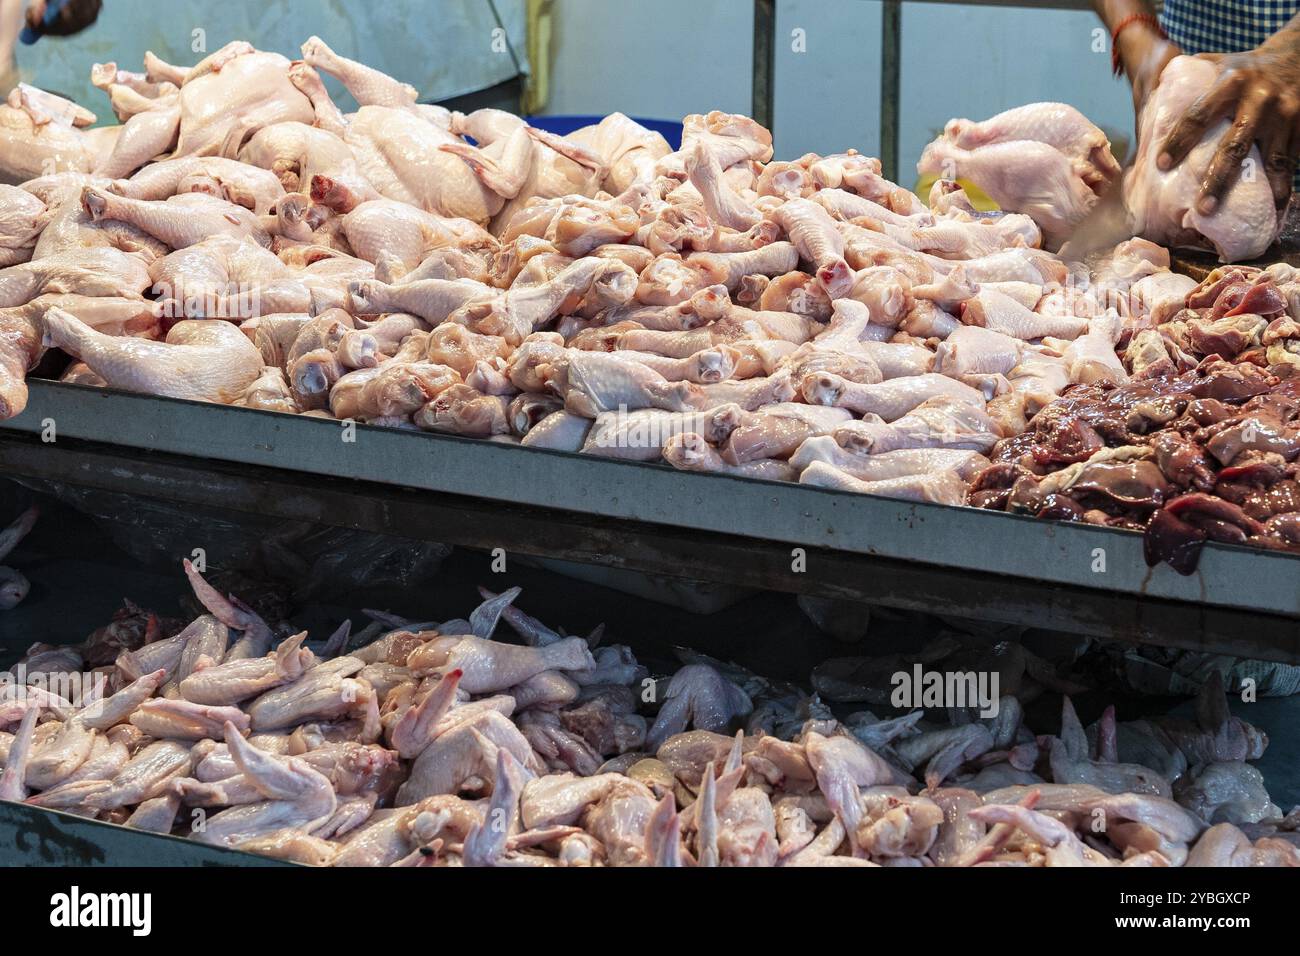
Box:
1111;13;1167;76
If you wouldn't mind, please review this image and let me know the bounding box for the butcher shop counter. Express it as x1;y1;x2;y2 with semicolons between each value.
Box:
1;379;1298;664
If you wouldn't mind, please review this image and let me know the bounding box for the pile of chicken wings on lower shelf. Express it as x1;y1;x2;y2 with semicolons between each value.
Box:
2;564;1296;866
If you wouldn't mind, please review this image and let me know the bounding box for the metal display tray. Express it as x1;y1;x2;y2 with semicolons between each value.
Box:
0;801;288;866
0;379;1296;663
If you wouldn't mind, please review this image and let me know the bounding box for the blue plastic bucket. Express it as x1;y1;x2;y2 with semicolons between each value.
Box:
524;114;683;150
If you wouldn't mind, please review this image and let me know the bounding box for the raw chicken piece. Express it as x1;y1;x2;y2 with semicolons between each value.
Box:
8;83;95;129
123;793;182;833
42;309;265;404
934;325;1023;377
1092;236;1170;289
962;287;1088;341
960;249;1065;285
406;634;594;695
1131;270;1197;324
0;246;150;307
29;187;169;263
151;236;292;314
519;772;629;830
661;432;796;481
244;656;369;731
1148;673;1268;766
567;112;671;194
967;801;1116;866
582;776;660;866
799;461;968;505
90;61;178;114
129;699;250;739
802;371;984;419
685;242;800;291
0;186;48;266
770;198;852;297
111;156;286;213
1125;56;1277;263
583;405;744;462
0;504;37;609
805;731;897;854
348;277;493;323
395;709;538;805
1049;698;1171;797
814;187;923;227
332;361;460;420
911;266;977;313
81;187;271;249
856;788;945;858
790;440;988;482
1175;762;1280;826
414;384;510;436
173;51;314;158
722;402;853;463
641;792;685;867
855;340;936;379
1066;790;1204;865
1185;823;1300;867
696;371;795;413
178;633;313;706
85;739;192;810
473;258;637;345
1061;310;1126;385
454;116;605;230
541;198;640;257
239;121;377;204
601;346;740;384
883;215;1041;262
917;138;1098;247
337;199;489;270
686;139;761;231
658;111;773;178
345;106;525;223
710;786;779;867
463;750;542;867
844;268;911;327
646;665;753;750
942;103;1119;187
194;722;337;847
832;396;1001;456
300;36;418;110
78;668;165;730
93;105;181;180
0;105;96;183
0;705;38;800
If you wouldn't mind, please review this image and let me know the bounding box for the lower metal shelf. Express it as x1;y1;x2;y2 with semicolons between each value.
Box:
0;381;1297;661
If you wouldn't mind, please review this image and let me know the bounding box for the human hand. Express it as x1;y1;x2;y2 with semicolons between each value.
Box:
1156;34;1300;213
23;0;102;39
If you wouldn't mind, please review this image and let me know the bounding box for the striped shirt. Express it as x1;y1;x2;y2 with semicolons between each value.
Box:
1161;0;1299;53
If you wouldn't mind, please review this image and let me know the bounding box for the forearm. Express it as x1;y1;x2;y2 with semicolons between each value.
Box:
1260;12;1300;52
1092;0;1159;33
1094;0;1171;89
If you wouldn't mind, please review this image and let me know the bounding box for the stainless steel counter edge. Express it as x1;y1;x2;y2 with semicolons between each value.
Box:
0;800;292;866
5;379;1298;617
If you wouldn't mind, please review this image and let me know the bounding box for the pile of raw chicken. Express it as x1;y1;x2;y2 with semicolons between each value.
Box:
2;560;1296;867
0;40;1296;564
972;260;1300;571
